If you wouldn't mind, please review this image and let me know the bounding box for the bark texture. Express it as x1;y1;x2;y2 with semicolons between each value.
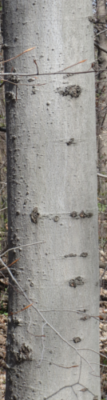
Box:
3;1;100;399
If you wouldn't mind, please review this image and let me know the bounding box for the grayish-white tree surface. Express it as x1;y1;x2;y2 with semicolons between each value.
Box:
3;0;100;399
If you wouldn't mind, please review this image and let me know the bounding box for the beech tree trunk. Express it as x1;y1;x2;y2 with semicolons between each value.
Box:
3;1;100;399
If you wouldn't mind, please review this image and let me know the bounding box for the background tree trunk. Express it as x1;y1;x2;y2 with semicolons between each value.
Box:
3;1;100;399
96;0;107;191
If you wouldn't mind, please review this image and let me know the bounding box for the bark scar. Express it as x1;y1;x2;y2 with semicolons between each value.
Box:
73;337;81;343
6;91;16;103
66;138;76;145
69;276;84;288
64;253;77;258
57;85;81;98
70;211;93;219
15;344;32;363
30;207;39;224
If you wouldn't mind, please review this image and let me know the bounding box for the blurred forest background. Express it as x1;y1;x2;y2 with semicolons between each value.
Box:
0;1;107;398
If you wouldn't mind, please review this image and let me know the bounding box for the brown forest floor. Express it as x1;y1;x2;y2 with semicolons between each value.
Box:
1;3;107;400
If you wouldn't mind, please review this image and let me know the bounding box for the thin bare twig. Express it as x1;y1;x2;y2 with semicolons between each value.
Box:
0;241;45;257
0;46;36;65
96;28;107;35
0;207;7;212
97;172;107;178
94;41;107;54
0;70;95;77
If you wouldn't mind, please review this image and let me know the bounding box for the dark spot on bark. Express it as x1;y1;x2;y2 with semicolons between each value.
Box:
66;138;75;145
79;211;86;218
58;85;81;98
32;86;36;94
14;36;18;42
73;337;81;343
30;207;39;224
70;211;78;218
28;78;35;82
69;276;84;288
16;210;20;216
12;135;16;141
30;282;34;287
69;279;76;288
64;253;77;258
2;43;8;49
15;344;32;363
53;216;59;222
88;16;96;23
9;75;20;83
6;91;16;103
12;317;21;326
79;211;93;218
80;314;91;321
23;199;27;206
70;211;93;219
86;212;93;218
80;252;88;257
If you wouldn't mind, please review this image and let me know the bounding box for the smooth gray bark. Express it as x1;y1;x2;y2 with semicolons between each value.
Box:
3;1;100;399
